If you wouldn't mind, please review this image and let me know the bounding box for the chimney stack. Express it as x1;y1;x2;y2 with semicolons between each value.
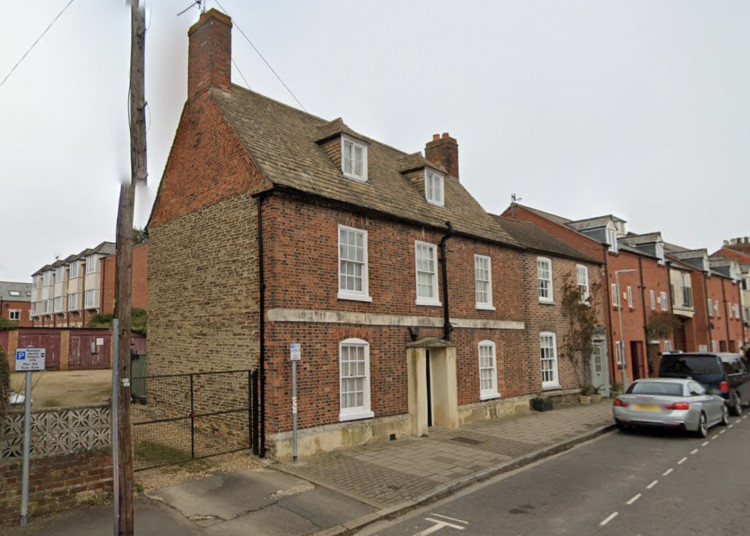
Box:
188;9;232;99
425;132;459;180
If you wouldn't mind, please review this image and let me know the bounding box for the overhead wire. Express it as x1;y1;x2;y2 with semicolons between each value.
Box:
212;0;306;112
0;0;76;90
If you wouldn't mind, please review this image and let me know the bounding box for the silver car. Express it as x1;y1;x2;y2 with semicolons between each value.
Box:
613;378;728;438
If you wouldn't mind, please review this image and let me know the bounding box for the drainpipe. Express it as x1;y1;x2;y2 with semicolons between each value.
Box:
257;194;267;458
703;274;712;350
637;257;650;376
439;221;454;341
721;277;731;349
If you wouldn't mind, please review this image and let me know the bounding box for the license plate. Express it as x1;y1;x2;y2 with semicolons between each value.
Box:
632;404;661;412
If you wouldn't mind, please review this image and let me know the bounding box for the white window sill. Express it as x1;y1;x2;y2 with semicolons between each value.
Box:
416;299;442;307
542;384;561;391
339;410;375;422
538;299;555;305
342;171;367;182
426;199;444;207
480;391;500;401
476;303;496;311
337;292;372;303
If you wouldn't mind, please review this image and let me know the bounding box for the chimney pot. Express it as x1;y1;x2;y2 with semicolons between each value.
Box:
432;134;440;141
442;132;449;138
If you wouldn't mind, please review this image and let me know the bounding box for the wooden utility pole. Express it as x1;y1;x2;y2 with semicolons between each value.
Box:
115;2;146;535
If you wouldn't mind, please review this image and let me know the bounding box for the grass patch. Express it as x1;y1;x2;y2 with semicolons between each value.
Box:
135;441;190;468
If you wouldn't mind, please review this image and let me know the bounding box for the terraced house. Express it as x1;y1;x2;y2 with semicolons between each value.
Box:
147;9;607;459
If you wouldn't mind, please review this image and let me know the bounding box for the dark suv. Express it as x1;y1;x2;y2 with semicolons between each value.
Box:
659;352;750;416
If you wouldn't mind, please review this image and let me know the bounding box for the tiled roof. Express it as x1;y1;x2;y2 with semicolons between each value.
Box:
0;281;32;301
31;242;115;275
211;86;520;248
494;216;599;264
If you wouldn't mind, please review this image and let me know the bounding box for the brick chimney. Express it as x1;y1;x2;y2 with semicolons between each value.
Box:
425;132;459;180
188;9;232;99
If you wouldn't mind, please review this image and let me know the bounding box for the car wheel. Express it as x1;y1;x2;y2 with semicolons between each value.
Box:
720;404;730;426
731;393;743;417
615;421;630;433
696;413;708;438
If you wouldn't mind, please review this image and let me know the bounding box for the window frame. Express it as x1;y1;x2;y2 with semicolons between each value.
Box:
68;293;78;311
660;291;668;312
341;134;368;182
616;340;626;366
606;227;618;253
707;298;713;317
337;225;371;302
69;262;79;278
474;254;494;310
86;255;98;274
612;283;621;308
339;338;374;422
576;264;590;303
537;257;554;304
650;289;656;311
414;241;441;306
627;285;634;309
85;289;97;309
8;310;20;321
478;340;499;400
54;296;64;314
540;332;560;389
425;168;445;206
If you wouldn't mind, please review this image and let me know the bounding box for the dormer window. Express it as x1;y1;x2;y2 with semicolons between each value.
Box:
606;227;618;253
341;135;367;181
655;242;665;264
425;169;444;206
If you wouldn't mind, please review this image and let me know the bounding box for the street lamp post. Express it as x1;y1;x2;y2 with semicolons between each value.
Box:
615;269;637;389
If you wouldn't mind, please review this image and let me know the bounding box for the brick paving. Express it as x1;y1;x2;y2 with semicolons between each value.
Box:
278;402;613;508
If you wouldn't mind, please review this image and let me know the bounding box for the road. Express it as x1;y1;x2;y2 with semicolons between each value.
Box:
358;414;750;535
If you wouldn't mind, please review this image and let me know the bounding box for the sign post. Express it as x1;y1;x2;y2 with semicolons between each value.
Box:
15;347;45;527
290;343;301;462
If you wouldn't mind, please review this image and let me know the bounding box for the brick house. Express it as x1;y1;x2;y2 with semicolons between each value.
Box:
502;205;674;387
711;243;750;347
0;281;32;327
147;9;603;459
30;241;148;328
493;217;609;396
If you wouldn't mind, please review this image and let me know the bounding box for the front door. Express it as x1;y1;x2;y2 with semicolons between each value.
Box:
591;340;610;396
425;349;434;427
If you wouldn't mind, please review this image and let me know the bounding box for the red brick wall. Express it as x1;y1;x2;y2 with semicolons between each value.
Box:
703;276;745;351
260;193;529;435
0;449;112;526
1;300;31;327
149;92;269;228
521;252;606;392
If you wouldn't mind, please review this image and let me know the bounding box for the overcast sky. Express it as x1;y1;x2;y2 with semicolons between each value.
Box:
1;0;749;282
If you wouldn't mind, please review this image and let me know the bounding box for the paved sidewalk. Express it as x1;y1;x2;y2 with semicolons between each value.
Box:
3;401;613;535
277;402;613;515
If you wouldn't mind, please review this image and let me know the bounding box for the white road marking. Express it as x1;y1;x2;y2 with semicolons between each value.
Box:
417;517;467;535
690;449;699;455
729;425;734;429
720;430;726;435
711;435;719;440
702;441;709;446
647;480;658;489
429;514;468;525
677;457;688;465
743;415;748;419
600;512;618;526
627;493;642;505
662;468;673;476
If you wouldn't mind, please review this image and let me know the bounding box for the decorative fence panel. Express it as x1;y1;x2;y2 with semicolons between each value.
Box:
1;404;111;460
